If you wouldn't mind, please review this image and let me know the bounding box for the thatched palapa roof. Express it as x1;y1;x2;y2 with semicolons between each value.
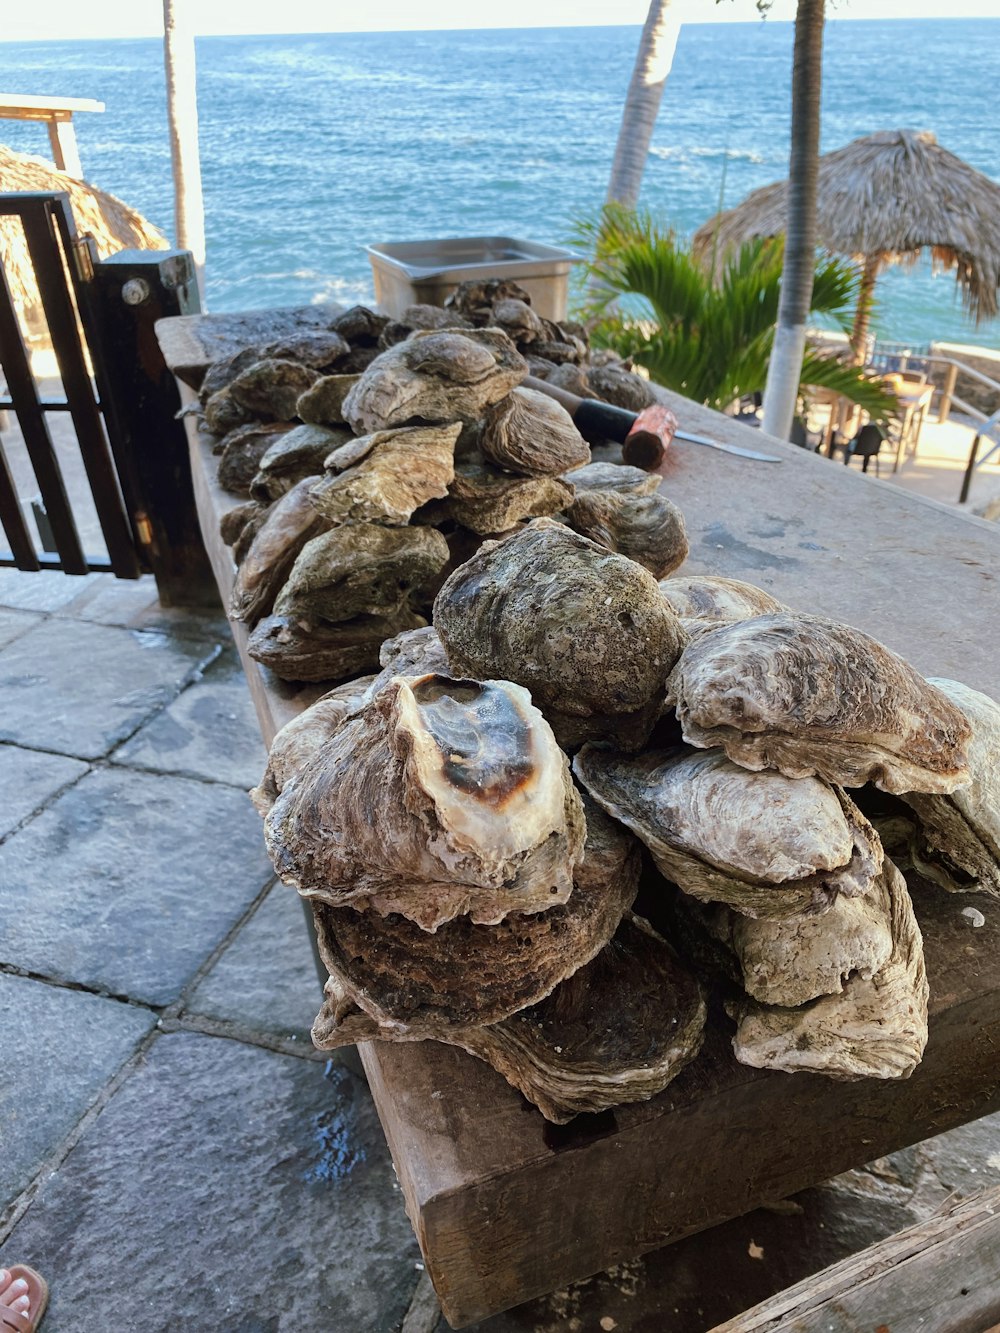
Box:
693;129;1000;323
0;144;168;325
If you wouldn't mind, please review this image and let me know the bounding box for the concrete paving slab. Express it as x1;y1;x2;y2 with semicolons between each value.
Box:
0;618;217;760
0;609;43;651
0;972;154;1211
112;649;268;790
0;744;89;841
0;1032;422;1332
0;767;273;1006
59;573;229;640
184;882;321;1045
0;569;99;613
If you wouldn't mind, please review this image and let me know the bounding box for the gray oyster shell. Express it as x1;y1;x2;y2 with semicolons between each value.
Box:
247;608;425;683
229;476;328;625
296;374;362;426
562;461;661;496
441;461;575;535
229;358;320;421
731;859;928;1081
217;421;294;497
264;674;586;928
658;574;788;633
434;518;686;724
309;423;459;526
574;744;883;919
478;387;591;478
666;613;972;795
567;488;688;579
249;424;352;501
343;328;527;433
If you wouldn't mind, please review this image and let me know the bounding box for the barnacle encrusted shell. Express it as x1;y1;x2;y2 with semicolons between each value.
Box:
658;574;788;632
665;613;972;795
229;358;320;421
567;489;688;579
309;424;459;526
692;873;894;1007
434;518;686;721
249;674;377;816
573;744;883;919
897;678;1000;897
264;674;586;928
478;387;591;477
229;476;328;625
272;524;450;624
312;912;706;1124
442;462;575;535
730;859;928;1081
308;795;638;1029
343;328;527;434
247;608;426;683
562;461;661;496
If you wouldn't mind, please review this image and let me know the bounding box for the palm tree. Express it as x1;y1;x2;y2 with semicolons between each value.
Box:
163;0;206;304
575;205;895;424
606;1;680;208
760;0;825;437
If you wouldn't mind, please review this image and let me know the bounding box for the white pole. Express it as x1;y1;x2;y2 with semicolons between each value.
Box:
163;0;206;306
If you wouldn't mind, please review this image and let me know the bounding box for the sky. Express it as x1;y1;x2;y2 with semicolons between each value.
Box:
4;0;999;41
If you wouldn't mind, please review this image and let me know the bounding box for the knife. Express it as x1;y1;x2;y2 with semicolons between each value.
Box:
674;430;782;462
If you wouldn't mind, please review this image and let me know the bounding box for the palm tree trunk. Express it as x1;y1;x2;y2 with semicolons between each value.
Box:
606;1;680;208
849;254;880;363
760;0;825;440
163;0;206;304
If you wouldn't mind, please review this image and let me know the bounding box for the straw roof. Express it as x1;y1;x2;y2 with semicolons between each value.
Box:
0;144;168;325
693;130;1000;322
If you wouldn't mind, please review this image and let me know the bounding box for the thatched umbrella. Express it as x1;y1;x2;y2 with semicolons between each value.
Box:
0;144;167;335
693;129;1000;358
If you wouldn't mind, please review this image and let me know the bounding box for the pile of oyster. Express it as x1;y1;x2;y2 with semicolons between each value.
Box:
197;288;999;1125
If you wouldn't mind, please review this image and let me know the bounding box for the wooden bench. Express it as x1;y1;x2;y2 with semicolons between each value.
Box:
157;308;1000;1329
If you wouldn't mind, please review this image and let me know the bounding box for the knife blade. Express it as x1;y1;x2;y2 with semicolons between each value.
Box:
674;430;783;462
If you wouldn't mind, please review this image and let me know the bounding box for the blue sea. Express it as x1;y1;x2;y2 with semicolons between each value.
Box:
2;19;999;349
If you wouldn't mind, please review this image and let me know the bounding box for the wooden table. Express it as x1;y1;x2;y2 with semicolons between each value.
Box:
0;93;105;179
157;309;1000;1329
891;382;936;471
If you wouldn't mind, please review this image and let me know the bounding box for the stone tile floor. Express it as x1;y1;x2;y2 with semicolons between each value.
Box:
1;568;999;1333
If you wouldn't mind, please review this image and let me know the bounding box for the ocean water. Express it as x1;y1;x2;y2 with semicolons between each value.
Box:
2;18;998;349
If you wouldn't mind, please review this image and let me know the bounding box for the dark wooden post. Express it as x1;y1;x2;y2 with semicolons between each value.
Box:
88;247;220;608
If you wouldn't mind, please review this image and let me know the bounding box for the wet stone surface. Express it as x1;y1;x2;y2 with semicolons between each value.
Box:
0;618;218;760
0;766;273;1005
0;744;88;841
0;972;154;1211
58;573;230;639
0;1032;423;1332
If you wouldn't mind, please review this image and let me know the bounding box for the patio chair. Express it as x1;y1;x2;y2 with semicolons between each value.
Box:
843;422;885;475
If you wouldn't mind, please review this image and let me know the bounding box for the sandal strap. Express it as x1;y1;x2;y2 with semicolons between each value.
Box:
0;1309;31;1333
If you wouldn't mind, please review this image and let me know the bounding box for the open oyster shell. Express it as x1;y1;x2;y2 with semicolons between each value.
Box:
272;523;450;624
434;518;686;726
309;795;638;1029
312;912;706;1124
264;674;586;927
730;859;929;1081
229;476;329;626
478;387;591;477
658;574;788;633
573;744;883;919
896;678;1000;897
567;488;688;579
343;328;527;434
309;423;459;526
666;613;972;795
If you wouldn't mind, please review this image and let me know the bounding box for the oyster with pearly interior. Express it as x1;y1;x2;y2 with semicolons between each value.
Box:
658;574;788;633
264;673;586;928
567;488;688;579
730;859;928;1080
666;613;972;795
342;328;527;434
308;423;459;527
574;744;882;919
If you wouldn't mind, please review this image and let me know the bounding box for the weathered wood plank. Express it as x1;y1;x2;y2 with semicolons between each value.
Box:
710;1186;1000;1333
163;311;1000;1330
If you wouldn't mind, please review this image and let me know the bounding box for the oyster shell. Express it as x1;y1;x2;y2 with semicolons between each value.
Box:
219;498;268;549
264;674;586;927
309;794;638;1029
897;678;1000;897
272;523;450;624
247;608;426;683
203;386;253;437
444;278;534;325
574;744;883;918
199;347;263;406
563;461;661;496
329;305;390;345
309;423;459;527
296;374;362;426
342;328;527;434
441;462;575;535
665;613;972;795
731;859;929;1081
658;575;788;633
216;422;295;497
229;358;320;421
249;424;352;502
567;488;688;579
229;476;328;625
256;330;350;370
478;387;590;477
312;912;706;1124
434;518;686;722
378;304;472;349
586;365;658;412
489;297;545;346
